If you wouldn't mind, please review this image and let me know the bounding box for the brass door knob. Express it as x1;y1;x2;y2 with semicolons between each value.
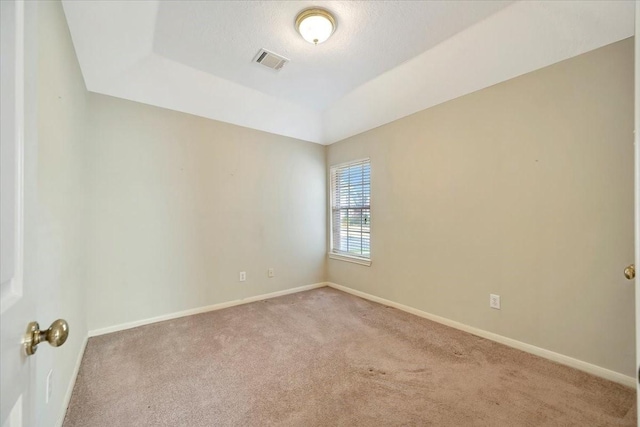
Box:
624;264;635;280
24;319;69;356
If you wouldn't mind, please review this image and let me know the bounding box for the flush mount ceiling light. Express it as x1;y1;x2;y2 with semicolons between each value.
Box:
295;8;336;45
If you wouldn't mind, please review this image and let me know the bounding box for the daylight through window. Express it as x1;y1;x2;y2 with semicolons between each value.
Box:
330;159;371;260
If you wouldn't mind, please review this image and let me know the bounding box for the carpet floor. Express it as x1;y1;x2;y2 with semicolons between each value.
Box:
64;287;636;426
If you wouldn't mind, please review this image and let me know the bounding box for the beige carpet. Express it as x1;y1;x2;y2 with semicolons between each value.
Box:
64;287;636;426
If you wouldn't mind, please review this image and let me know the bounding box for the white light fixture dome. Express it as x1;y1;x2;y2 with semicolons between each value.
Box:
295;8;336;45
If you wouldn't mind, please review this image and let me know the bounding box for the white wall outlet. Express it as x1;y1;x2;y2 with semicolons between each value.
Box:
268;268;275;278
46;369;53;403
239;271;246;282
490;294;501;310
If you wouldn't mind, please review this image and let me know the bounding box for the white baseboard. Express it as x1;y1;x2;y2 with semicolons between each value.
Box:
88;282;328;337
86;280;635;387
56;334;88;427
326;282;636;388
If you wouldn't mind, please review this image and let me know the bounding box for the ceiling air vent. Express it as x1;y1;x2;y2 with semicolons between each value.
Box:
253;48;289;71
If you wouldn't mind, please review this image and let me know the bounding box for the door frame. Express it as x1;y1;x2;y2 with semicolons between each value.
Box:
634;2;639;426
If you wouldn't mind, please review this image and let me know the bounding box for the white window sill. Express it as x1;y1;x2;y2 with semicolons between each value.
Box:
328;253;372;266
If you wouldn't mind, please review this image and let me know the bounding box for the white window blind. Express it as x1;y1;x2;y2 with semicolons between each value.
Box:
330;158;370;260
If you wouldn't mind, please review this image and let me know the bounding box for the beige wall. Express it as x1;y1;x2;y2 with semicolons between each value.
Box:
32;3;634;421
33;5;636;414
85;95;326;331
36;1;89;425
327;39;635;377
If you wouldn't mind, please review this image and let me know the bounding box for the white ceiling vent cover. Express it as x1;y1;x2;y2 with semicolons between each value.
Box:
253;48;289;71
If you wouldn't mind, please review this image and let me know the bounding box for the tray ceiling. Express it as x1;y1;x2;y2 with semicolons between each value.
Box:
62;1;634;144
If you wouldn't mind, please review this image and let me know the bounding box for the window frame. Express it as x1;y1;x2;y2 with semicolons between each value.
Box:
328;158;372;267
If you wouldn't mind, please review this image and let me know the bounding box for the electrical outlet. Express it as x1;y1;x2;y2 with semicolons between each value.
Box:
490;294;501;310
239;271;246;282
268;268;275;278
46;370;53;403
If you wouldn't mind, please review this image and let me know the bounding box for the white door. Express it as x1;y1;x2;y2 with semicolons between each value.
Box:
1;1;37;426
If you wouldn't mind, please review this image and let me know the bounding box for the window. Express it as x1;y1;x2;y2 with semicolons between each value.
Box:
330;158;371;266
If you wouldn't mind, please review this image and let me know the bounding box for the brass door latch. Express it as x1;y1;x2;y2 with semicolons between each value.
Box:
24;319;69;356
624;264;635;280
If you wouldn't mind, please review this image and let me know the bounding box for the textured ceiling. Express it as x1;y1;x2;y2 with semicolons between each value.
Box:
153;1;512;111
62;1;635;144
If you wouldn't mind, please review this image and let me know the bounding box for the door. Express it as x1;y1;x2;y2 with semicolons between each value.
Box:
636;2;640;427
1;1;37;426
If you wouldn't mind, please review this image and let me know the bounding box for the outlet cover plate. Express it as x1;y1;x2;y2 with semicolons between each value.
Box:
490;294;501;310
46;370;53;403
